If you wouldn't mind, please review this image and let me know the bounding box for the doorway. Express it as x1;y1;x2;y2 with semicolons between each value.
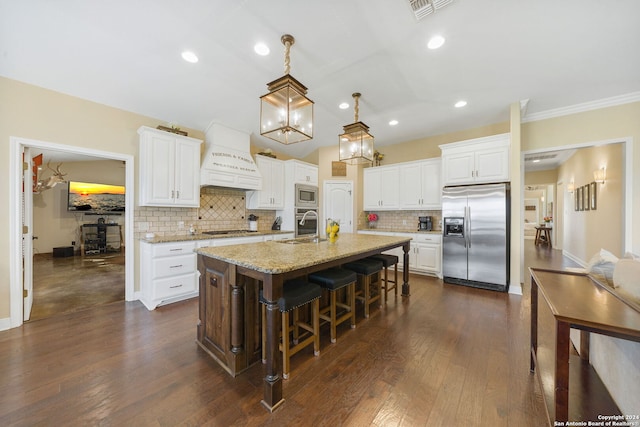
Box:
10;137;134;327
323;181;354;233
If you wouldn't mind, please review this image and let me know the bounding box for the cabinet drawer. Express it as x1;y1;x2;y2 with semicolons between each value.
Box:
152;241;196;257
152;253;196;278
153;273;197;299
413;233;442;244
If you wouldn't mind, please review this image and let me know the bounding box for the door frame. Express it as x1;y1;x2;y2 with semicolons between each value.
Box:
323;180;354;234
10;137;135;328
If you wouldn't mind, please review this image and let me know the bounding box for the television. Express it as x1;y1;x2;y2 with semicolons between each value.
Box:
67;181;125;214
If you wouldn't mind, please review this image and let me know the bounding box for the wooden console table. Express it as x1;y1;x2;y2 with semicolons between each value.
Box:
529;268;640;425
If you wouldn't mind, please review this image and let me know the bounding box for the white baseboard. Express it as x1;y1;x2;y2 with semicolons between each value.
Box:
563;250;587;268
509;283;523;295
0;317;12;332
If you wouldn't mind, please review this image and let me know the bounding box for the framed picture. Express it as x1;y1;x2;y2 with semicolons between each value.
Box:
590;181;597;210
578;186;584;211
575;188;580;211
584;184;590;211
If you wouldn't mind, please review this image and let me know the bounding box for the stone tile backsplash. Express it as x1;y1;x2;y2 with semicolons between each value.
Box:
134;187;275;239
359;209;442;232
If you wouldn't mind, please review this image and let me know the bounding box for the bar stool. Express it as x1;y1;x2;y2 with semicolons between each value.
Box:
343;259;383;318
368;254;398;304
260;278;322;379
308;267;357;343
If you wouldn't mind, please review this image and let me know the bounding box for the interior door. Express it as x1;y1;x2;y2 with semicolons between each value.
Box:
22;147;34;321
323;181;353;233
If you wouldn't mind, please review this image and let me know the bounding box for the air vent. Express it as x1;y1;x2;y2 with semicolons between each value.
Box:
408;0;454;20
525;154;557;162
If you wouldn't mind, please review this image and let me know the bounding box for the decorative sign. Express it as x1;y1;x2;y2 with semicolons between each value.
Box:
332;161;347;177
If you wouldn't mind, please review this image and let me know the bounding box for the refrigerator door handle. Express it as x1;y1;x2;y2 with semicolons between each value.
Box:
467;206;471;248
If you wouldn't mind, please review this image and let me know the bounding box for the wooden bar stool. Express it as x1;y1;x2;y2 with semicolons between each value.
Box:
308;267;357;343
368;254;398;304
260;278;321;379
343;259;383;318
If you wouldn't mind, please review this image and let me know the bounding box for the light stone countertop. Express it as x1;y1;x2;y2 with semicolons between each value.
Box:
140;230;294;244
196;233;412;274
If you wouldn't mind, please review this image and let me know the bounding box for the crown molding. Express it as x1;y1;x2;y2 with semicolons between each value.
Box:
522;91;640;123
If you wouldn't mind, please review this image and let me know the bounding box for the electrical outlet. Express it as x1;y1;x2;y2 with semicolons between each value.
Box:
402;220;407;225
177;221;185;229
71;241;75;246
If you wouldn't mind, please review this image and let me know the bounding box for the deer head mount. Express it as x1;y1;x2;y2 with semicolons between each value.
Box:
34;161;67;193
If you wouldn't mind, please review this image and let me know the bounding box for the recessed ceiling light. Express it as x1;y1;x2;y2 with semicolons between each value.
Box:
181;51;199;63
339;102;349;109
254;42;270;56
427;35;445;50
389;120;399;126
454;100;467;108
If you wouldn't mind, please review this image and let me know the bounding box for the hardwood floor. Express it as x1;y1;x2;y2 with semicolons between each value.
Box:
0;243;570;426
29;252;125;321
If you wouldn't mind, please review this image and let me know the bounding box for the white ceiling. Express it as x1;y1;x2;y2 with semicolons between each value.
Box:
2;0;640;162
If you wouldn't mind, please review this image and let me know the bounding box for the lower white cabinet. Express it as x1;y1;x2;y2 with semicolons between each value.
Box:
358;230;442;278
140;240;198;310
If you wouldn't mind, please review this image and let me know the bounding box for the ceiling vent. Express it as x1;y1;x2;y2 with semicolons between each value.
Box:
408;0;454;20
525;153;558;162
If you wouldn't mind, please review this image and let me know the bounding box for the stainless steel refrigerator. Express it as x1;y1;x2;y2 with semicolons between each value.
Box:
442;183;510;292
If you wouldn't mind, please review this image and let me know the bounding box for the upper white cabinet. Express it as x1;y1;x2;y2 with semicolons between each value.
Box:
440;133;510;186
288;159;318;185
138;126;202;207
363;165;400;210
399;159;441;210
246;155;285;210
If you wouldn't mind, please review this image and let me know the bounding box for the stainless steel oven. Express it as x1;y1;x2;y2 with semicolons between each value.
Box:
295;208;318;237
295;184;318;209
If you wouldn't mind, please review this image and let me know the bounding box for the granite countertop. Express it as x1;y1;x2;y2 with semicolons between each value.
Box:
358;228;442;235
196;233;412;274
141;230;294;244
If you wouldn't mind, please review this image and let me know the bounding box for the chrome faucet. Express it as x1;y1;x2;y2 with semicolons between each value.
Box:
298;210;319;238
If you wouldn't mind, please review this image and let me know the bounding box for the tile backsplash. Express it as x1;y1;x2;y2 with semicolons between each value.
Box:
359;209;442;232
135;188;276;239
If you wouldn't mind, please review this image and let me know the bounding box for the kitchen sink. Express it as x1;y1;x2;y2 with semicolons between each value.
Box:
277;237;327;244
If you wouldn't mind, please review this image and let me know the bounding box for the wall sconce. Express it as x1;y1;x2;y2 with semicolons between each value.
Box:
567;181;575;193
593;167;606;184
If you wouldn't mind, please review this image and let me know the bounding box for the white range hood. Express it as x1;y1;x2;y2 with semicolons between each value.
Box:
201;123;262;191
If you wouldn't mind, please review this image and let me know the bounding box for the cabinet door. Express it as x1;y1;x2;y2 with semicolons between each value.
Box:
270;159;285;208
414;243;440;272
141;131;176;205
399;163;423;209
363;168;382;210
379;167;399;209
474;146;510;183
442;151;475;185
249;156;285;209
294;162;318;185
174;139;201;207
421;160;442;208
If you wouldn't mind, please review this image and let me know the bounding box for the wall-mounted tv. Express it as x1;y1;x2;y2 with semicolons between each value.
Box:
67;181;125;214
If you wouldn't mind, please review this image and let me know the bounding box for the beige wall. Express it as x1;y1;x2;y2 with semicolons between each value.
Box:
32;160;126;254
525;169;558;185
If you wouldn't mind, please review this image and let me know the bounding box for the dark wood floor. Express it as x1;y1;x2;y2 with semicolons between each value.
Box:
30;252;125;321
0;243;570;426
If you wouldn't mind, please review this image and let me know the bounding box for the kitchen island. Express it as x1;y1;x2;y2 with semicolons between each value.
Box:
195;233;412;411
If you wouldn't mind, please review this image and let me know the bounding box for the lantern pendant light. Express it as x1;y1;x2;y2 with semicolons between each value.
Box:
260;34;314;144
338;92;374;165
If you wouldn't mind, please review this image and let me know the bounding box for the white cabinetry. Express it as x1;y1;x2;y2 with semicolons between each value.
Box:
363;166;400;210
357;231;442;278
399;159;441;210
288;160;318;185
440;133;510;186
140;240;198;310
138;126;202;207
246;155;285;210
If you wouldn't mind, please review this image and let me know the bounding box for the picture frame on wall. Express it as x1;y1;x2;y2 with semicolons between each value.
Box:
575;187;580;211
584;184;590;211
590;181;597;210
578;186;584;211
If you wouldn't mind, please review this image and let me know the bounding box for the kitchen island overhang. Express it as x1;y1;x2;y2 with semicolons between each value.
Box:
195;233;412;411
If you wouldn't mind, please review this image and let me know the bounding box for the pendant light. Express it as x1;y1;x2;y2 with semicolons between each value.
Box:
260;34;314;144
339;92;374;165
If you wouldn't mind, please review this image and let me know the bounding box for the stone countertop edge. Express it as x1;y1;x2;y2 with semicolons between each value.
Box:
358;228;442;235
196;234;412;274
140;230;295;244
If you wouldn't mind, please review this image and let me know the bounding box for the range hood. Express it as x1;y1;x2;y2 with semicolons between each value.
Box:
201;123;262;191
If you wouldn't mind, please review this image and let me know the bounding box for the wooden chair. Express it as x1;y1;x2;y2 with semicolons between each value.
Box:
308;267;357;343
343;259;383;318
368;254;398;304
261;278;321;379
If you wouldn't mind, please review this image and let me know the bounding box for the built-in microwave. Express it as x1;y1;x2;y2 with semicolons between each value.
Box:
295;184;318;208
